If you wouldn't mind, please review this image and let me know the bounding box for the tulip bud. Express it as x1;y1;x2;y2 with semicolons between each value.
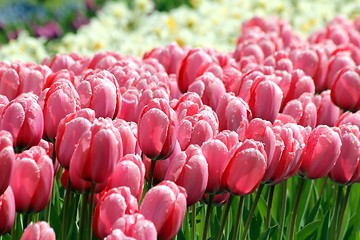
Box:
0;187;16;235
300;125;342;179
140;180;187;240
221;139;267;196
93;187;138;239
0;131;15;195
0;93;44;151
38;80;81;141
165;145;208;205
11;146;54;213
20;221;56;240
110;213;157;240
314;90;342;127
138;98;177;160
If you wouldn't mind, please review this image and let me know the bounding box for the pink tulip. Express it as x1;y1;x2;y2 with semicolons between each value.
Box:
264;50;293;72
140;180;187;240
87;51;123;70
143;42;186;75
0;94;9;116
0;93;44;151
104;229;134;240
137;98;177;160
172;92;203;121
221;65;243;93
165;144;208;205
216;92;252;131
141;57;167;75
45;53;89;75
0;63;51;101
62;169;108;193
300;125;342;179
106;154;145;201
329;125;360;184
10;146;54;213
331;66;360;111
237;68;267;102
70;118;122;184
77;69;122;118
337;111;360;128
221;139;267;196
0;131;15;195
248;75;283;123
0;187;15;235
39;80;81;141
313;90;342;127
177;48;222;93
282;92;317;129
350;160;360;183
43;69;78;89
113;119;139;156
177;105;219;151
110;213;157;240
93;187;138;239
143;141;181;185
20;221;56;240
188;72;226;110
55;108;95;169
201;138;229;194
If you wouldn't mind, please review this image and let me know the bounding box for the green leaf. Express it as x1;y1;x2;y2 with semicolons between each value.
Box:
296;220;322;240
256;225;278;240
316;210;330;240
305;198;322;224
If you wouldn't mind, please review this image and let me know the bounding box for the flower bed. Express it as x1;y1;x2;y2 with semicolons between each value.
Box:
0;0;359;240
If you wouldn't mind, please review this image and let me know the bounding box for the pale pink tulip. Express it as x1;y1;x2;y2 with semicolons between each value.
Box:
20;221;56;240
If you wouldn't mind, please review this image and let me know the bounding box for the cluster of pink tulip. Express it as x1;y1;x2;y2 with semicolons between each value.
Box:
0;15;360;240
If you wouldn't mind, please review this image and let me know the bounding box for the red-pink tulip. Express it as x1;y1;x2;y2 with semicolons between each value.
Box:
300;125;342;179
329;125;360;184
248;75;283;123
143;42;186;75
314;90;342;127
0;63;51;101
337;111;360;128
106;154;145;201
221;139;267;196
113;119;139;156
0;187;15;235
10;146;54;213
110;213;157;240
216;92;252;131
178;48;222;93
39;80;81;141
140;180;187;240
62;169;108;193
93;186;138;239
77;69;122;118
331;66;360;111
0;131;15;195
20;221;56;240
282;92;317;129
137;98;177;160
55;108;96;169
177;105;219;151
188;72;226;110
70;118;122;184
201;138;229;194
165;144;208;205
0;93;43;151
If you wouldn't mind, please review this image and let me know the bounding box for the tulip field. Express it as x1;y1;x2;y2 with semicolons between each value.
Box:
1;0;360;239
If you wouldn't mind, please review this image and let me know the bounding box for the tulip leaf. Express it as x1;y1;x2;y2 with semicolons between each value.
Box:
296;179;312;230
305;198;322;224
296;220;322;240
256;224;278;240
176;229;187;240
50;201;62;238
316;210;330;240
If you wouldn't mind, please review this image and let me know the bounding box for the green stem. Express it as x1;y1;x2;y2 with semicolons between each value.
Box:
241;184;265;240
67;194;80;240
266;185;275;229
216;194;234;240
279;181;287;240
331;185;344;240
78;192;89;240
319;177;328;198
233;196;245;240
202;195;214;240
336;185;352;240
191;204;196;240
22;213;30;228
148;159;157;187
288;177;305;240
88;183;96;240
61;178;72;240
